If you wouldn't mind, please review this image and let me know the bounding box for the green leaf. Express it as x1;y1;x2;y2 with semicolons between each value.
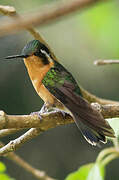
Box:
87;163;105;180
80;2;119;56
0;173;11;180
65;163;93;180
0;162;6;172
65;163;105;180
106;118;119;138
0;162;15;180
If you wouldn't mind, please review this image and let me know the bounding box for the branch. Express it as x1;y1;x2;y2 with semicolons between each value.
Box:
0;109;73;156
0;128;42;156
0;0;109;37
0;5;16;15
0;103;119;132
80;87;118;105
0;129;22;138
91;103;119;118
0;102;119;155
94;59;119;66
0;142;55;180
0;103;118;139
0;110;72;130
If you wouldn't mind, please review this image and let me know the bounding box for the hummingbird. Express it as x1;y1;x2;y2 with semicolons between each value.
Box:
5;39;115;146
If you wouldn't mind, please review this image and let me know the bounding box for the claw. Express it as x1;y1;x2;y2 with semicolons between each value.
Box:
60;111;70;118
40;103;49;114
30;111;43;121
30;103;49;122
53;109;69;118
60;110;66;117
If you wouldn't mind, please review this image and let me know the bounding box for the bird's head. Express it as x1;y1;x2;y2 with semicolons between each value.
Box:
5;40;54;65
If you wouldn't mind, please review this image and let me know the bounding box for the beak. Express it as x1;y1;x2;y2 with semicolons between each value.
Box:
5;55;27;59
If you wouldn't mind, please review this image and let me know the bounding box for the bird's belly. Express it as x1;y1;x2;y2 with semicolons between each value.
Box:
38;84;71;115
39;84;71;113
38;84;55;105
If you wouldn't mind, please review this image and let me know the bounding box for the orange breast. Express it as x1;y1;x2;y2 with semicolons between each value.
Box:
24;55;55;105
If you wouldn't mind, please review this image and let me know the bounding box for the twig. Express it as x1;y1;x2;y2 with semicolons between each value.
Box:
0;5;57;61
80;87;118;105
91;103;119;118
0;5;16;15
0;142;55;180
0;0;108;37
96;146;119;167
112;138;119;148
0;129;22;138
94;59;119;66
101;153;119;166
96;147;119;162
0;128;42;156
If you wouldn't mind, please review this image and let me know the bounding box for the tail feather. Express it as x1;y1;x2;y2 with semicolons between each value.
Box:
74;115;106;146
45;83;115;145
82;130;106;146
81;127;106;146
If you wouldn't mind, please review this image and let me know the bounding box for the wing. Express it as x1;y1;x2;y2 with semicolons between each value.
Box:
43;61;115;145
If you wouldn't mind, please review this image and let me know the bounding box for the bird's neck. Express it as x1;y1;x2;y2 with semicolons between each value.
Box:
24;55;54;92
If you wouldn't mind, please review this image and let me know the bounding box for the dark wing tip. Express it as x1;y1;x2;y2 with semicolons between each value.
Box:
81;128;106;146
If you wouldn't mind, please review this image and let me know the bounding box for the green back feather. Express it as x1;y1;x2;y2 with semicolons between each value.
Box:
42;61;82;96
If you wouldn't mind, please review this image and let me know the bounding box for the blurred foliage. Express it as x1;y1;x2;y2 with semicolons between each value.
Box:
65;163;93;180
66;163;104;180
65;117;119;180
0;162;14;180
66;163;105;180
81;1;119;56
87;163;105;180
108;118;119;138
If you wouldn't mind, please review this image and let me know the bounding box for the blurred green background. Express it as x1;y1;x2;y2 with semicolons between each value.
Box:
0;0;119;179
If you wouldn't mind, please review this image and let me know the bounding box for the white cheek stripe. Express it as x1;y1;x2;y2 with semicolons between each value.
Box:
41;49;53;63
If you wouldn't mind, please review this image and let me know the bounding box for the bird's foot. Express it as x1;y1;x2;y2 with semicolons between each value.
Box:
30;104;49;121
60;110;67;118
30;111;43;121
53;109;69;118
40;103;49;114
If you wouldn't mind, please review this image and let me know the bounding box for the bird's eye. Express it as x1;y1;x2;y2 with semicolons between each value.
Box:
24;55;29;58
34;50;48;59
